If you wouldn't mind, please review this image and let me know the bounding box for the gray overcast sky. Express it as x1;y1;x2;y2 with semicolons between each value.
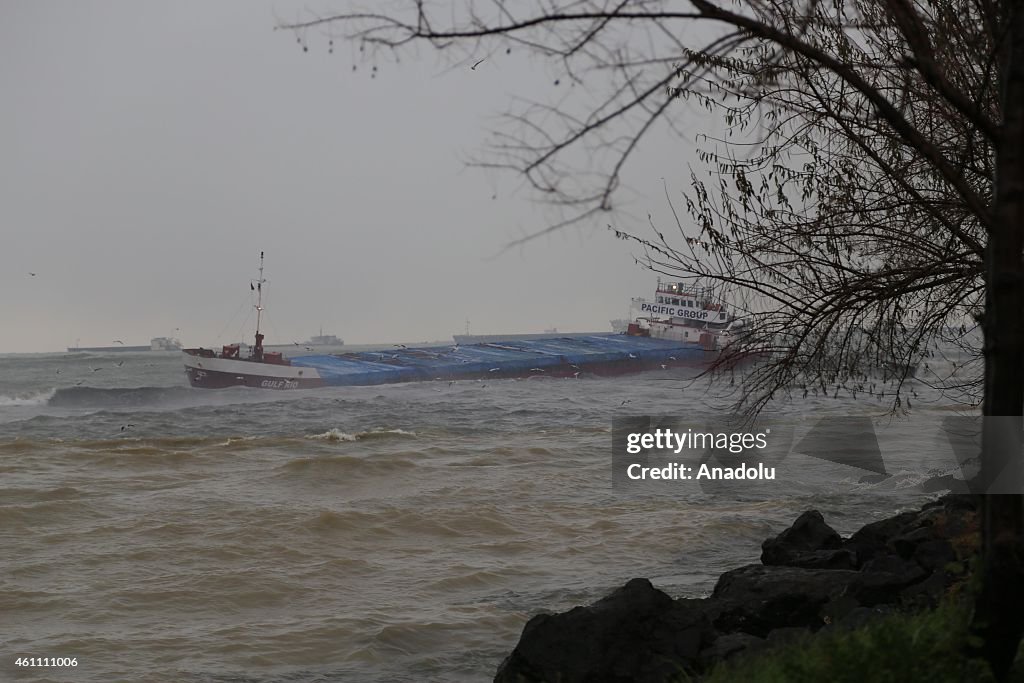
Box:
2;1;710;353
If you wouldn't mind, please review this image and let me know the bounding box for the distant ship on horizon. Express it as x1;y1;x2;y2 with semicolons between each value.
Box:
68;336;183;353
303;328;344;347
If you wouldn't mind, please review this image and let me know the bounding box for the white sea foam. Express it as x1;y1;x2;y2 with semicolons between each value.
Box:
0;388;57;407
308;428;359;442
366;428;417;437
306;427;417;442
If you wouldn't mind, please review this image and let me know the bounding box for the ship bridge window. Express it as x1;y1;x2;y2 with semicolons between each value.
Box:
720;312;726;319
657;296;664;304
687;300;694;307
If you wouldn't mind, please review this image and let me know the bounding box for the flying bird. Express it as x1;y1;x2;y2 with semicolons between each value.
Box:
489;368;500;372
115;361;124;367
471;58;486;70
112;340;124;345
120;424;135;432
28;272;36;277
621;399;631;406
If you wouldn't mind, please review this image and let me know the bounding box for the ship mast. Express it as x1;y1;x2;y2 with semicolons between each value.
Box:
254;251;266;358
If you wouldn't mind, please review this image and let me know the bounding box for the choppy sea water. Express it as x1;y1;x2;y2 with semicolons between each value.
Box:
0;348;973;682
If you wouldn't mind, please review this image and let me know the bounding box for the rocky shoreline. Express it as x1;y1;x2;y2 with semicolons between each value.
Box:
495;494;979;682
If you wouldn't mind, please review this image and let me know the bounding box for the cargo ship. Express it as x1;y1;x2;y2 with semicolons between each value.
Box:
183;256;747;390
69;337;182;353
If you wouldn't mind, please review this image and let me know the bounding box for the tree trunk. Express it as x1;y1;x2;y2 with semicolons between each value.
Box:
974;3;1024;678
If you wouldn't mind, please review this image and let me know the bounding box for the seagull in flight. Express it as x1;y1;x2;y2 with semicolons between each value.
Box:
621;399;631;406
28;272;36;277
115;361;124;367
120;424;135;432
489;368;500;372
394;344;408;349
112;340;125;345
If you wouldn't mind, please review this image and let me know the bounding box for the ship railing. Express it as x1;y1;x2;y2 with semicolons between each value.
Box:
655;281;712;298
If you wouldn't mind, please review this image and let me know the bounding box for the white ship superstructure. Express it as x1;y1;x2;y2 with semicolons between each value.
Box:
625;279;744;348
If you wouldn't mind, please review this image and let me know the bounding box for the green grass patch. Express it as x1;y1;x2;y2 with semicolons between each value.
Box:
703;602;1023;683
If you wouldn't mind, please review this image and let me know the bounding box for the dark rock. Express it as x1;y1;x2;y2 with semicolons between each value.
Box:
860;554;927;583
711;565;860;636
495;495;982;683
761;510;843;567
771;548;858;570
900;571;949;609
494;578;716;683
848;567;929;606
765;626;809;645
835;605;893;630
913;540;957;573
820;594;860;624
892;526;937;559
843;510;919;566
698;632;765;668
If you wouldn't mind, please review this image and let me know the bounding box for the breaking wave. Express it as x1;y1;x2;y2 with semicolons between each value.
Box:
0;388;57;407
306;427;418;442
